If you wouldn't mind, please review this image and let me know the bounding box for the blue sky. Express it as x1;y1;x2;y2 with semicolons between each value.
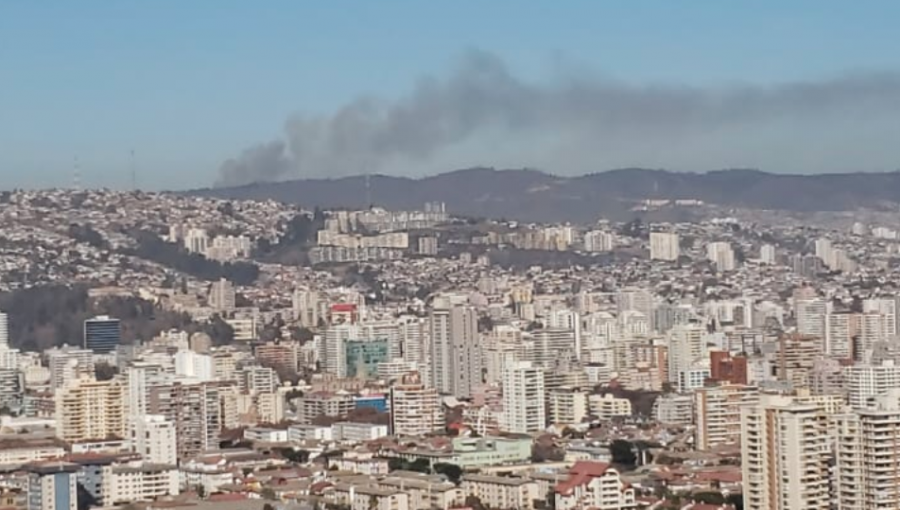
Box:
2;1;900;189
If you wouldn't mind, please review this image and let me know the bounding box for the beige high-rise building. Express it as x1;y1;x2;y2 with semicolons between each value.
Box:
694;384;760;450
741;394;832;510
55;376;126;443
667;323;705;384
649;232;680;261
547;387;589;426
836;389;900;510
389;372;442;436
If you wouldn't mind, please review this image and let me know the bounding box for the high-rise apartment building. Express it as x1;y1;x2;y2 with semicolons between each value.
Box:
794;297;829;340
741;394;832;510
55;377;126;443
863;297;899;337
147;382;222;458
759;244;777;265
389;372;442;436
694;384;760;450
208;278;236;312
526;328;578;370
667;323;705;384
649;232;680;261
836;389;900;510
501;362;546;434
130;414;177;465
292;288;321;328
844;360;900;411
429;304;482;398
583;230;616;252
706;241;736;271
0;311;8;347
547;387;589;426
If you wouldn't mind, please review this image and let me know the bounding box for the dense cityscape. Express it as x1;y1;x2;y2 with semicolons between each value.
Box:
0;186;899;510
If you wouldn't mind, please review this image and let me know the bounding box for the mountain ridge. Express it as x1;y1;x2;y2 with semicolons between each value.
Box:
186;167;900;222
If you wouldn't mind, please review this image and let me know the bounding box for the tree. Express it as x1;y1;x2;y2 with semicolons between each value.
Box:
609;439;637;469
726;493;744;510
263;505;276;510
277;447;310;464
464;495;487;510
94;362;118;381
692;491;726;505
433;462;463;484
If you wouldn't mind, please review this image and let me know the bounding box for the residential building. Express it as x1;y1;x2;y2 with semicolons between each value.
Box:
844;360;900;411
589;394;633;421
26;462;79;510
836;389;900;510
208;278;236;312
461;475;540;510
429;304;482;398
55;377;126;443
695;384;760;450
501;362;546;433
100;463;179;505
554;461;636;510
129;415;177;465
741;394;831;510
390;372;442;436
649;232;680;261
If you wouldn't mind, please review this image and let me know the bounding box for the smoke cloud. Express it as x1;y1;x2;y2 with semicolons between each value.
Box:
216;49;900;187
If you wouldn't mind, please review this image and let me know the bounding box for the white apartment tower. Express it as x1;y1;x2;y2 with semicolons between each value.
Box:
863;297;898;337
667;323;705;384
501;362;546;433
429;304;482;398
741;394;832;510
130;414;177;465
794;297;830;339
706;241;736;271
649;232;680;261
583;230;616;252
844;360;900;411
208;278;236;312
292;289;321;328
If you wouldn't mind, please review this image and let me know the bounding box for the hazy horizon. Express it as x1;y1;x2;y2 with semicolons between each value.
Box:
4;2;900;190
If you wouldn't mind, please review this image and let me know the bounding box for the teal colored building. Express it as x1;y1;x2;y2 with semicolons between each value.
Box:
344;339;389;379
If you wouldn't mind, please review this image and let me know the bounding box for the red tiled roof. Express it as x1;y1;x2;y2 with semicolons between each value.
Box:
554;461;612;496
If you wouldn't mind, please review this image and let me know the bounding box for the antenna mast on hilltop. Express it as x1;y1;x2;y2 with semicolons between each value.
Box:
364;166;373;208
130;149;137;191
73;156;81;190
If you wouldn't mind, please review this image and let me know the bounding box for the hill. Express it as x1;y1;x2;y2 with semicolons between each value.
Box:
186;168;900;222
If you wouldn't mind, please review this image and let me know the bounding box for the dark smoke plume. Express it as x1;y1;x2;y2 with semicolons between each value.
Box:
216;49;900;187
